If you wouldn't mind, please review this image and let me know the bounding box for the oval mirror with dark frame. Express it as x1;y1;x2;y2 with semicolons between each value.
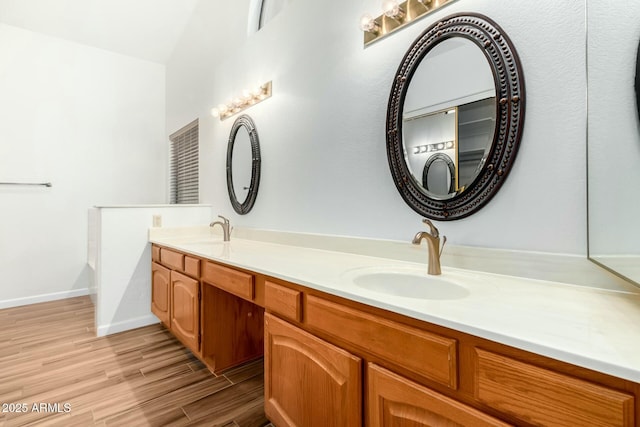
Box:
387;13;525;220
226;114;261;215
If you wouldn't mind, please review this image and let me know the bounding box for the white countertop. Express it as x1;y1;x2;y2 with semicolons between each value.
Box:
149;227;640;383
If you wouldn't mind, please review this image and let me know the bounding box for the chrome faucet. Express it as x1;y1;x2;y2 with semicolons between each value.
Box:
412;219;447;275
210;215;231;242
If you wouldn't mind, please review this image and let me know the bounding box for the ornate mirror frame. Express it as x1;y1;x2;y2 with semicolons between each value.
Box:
226;115;261;215
387;13;525;220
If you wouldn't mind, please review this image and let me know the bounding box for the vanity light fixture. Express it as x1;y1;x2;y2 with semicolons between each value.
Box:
360;0;458;46
211;81;272;121
413;140;454;155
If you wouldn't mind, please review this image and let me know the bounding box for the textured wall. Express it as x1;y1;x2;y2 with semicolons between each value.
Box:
167;0;586;254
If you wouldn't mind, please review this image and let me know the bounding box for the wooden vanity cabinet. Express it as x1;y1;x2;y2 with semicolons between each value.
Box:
264;313;362;427
151;262;170;326
152;244;640;426
263;279;639;427
367;363;511;427
151;245;264;374
170;270;200;354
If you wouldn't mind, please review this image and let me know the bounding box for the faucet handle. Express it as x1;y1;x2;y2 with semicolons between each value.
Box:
421;218;440;238
439;235;447;256
218;215;229;225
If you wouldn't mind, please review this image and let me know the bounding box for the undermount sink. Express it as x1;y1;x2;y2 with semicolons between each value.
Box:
343;265;474;300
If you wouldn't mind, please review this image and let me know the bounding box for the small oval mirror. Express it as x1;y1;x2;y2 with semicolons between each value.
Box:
226;115;261;214
231;126;253;205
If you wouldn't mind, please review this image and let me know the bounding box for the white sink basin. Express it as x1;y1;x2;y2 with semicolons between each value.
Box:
342;265;478;300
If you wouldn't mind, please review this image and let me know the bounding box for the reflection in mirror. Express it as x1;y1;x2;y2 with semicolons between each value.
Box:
387;13;524;221
587;1;640;286
403;38;496;200
226;115;261;215
423;153;455;194
231;126;252;205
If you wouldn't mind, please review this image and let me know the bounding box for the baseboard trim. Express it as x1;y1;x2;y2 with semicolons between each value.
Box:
96;314;160;337
0;288;91;310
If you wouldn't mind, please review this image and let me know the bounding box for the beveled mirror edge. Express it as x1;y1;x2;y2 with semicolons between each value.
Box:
226;114;261;215
386;12;526;221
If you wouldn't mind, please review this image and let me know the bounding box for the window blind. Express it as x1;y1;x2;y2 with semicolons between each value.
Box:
169;120;199;204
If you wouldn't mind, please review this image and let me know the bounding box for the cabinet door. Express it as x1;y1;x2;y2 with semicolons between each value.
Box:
368;363;511;427
170;270;200;354
264;313;362;427
151;262;170;326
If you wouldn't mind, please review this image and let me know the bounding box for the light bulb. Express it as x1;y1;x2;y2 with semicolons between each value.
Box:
359;13;379;33
446;141;454;149
438;143;445;150
413;147;420;154
383;0;404;19
218;104;229;114
251;86;263;98
210;108;220;118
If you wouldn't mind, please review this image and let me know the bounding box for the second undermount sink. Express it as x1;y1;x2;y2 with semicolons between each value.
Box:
343;266;473;300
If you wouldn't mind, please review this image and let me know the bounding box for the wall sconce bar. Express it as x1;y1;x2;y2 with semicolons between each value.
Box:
361;0;459;46
413;140;454;154
211;81;272;121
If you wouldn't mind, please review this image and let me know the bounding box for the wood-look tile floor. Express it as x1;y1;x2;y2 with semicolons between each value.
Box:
0;296;274;427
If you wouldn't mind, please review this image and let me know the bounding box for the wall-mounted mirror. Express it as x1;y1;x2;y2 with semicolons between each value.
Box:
226;115;261;215
587;1;640;286
387;13;525;220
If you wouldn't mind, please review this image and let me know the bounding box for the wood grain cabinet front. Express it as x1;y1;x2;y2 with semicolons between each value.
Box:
265;280;302;323
201;283;264;374
367;363;512;427
202;261;255;302
160;247;184;271
264;313;362;427
170;270;200;355
474;348;635;427
151;262;170;326
305;294;457;389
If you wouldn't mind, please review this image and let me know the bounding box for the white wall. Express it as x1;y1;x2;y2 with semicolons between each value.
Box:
93;205;212;336
167;0;586;254
0;24;167;308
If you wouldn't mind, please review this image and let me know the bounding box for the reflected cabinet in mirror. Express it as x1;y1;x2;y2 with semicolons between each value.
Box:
226;115;261;215
387;13;525;220
587;1;640;286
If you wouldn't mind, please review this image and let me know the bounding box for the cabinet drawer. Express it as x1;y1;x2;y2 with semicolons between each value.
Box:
265;281;302;322
184;256;200;278
368;363;511;427
474;348;635;427
305;295;457;389
160;248;184;271
152;245;160;262
202;262;254;301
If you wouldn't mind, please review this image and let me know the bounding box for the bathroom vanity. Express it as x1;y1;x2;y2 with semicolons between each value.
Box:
150;229;640;427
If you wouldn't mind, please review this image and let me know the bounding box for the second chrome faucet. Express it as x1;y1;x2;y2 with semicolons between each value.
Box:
412;219;446;275
210;215;232;241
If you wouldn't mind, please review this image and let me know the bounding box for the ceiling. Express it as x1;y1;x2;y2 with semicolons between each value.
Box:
0;0;201;64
